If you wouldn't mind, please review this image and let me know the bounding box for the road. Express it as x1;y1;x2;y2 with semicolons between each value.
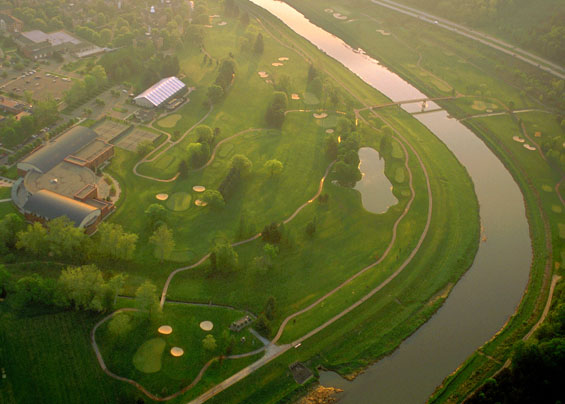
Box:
370;0;565;80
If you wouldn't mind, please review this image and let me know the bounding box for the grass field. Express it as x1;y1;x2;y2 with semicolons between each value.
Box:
1;0;491;402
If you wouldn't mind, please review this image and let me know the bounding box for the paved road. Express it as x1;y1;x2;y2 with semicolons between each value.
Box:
370;0;565;80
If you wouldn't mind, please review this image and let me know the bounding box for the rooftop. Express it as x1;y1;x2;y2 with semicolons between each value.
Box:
134;76;186;107
21;30;82;46
24;161;97;198
19;126;99;173
22;189;99;227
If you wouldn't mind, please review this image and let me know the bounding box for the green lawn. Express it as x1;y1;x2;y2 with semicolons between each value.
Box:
96;303;262;399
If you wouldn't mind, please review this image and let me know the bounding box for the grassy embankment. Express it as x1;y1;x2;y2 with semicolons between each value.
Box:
2;0;480;403
281;0;564;402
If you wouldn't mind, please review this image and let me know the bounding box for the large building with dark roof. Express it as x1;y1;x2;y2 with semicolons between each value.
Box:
12;125;115;233
13;29;103;60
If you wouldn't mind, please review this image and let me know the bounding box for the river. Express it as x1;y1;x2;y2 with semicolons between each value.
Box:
248;0;532;403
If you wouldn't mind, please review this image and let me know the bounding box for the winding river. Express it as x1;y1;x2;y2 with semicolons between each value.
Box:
248;0;532;403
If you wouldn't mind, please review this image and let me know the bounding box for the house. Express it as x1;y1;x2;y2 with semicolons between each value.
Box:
12;125;115;234
0;96;26;115
134;76;187;108
0;13;24;33
230;315;253;332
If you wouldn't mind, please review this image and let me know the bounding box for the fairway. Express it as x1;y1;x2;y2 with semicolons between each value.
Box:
132;338;166;373
157;114;182;128
166;192;192;211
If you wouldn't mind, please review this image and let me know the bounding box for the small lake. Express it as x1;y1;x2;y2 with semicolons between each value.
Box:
355;147;398;214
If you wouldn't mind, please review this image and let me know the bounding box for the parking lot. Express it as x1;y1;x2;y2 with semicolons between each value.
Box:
1;71;73;102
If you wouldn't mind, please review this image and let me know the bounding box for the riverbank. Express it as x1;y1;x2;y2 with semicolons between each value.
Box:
279;0;561;402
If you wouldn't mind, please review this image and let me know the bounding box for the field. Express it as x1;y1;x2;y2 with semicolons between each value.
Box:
0;0;504;403
280;0;564;402
92;118;130;142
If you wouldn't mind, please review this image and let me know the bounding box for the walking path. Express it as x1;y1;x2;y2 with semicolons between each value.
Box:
370;0;565;80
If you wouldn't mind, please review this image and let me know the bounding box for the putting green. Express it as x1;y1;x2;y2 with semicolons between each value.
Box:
157;114;182;128
303;92;320;105
315;114;338;128
542;185;553;192
166;192;192;211
132;338;166;373
551;205;562;214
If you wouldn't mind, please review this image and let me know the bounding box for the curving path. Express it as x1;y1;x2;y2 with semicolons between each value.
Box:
133;106;213;182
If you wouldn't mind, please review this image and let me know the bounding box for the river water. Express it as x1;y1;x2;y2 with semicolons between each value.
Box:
355;147;398;214
248;0;532;403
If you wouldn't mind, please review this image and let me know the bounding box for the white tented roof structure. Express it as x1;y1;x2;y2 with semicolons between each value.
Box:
134;76;186;108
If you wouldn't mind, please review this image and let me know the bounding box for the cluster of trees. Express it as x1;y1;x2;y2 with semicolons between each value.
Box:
2;215;138;263
207;59;237;103
265;91;288;128
326;118;362;187
539;119;565;172
63;65;108;107
0;98;59;148
209;240;238;274
0;264;124;313
99;47;179;91
401;0;565;65
218;154;253;201
468;295;565;403
185;125;215;168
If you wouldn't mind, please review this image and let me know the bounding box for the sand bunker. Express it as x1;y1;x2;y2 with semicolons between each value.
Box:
218;21;227;26
313;112;328;119
204;25;213;28
156;193;169;201
193;185;206;192
326;129;335;134
195;199;208;207
324;8;334;13
291;93;300;100
200;321;214;331
265;79;273;84
210;14;220;18
158;325;173;335
279;57;289;61
534;131;542;137
258;71;269;78
333;13;348;20
512;136;525;143
523;144;537;151
272;62;283;67
376;29;391;36
170;347;184;357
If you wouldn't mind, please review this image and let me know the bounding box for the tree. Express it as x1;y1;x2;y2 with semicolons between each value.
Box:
207;84;224;104
202;334;217;351
265;296;276;321
96;223;138;261
149;225;175;262
265;91;288;128
187;142;210;168
253;33;264;54
135;281;160;319
240;12;250;26
325;135;338;159
255;314;271;337
334;160;362;187
46;216;86;258
261;222;282;244
16;222;48;256
210;241;238;273
264;159;283;177
0;214;25;253
57;265;119;312
195;125;214;146
145;204;167;230
202;190;225;209
231;154;253;177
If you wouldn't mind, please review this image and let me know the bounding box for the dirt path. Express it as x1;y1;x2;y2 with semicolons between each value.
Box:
524;274;562;340
133;106;213;182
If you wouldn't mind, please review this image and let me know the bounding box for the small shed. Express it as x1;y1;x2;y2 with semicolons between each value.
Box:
229;315;253;332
